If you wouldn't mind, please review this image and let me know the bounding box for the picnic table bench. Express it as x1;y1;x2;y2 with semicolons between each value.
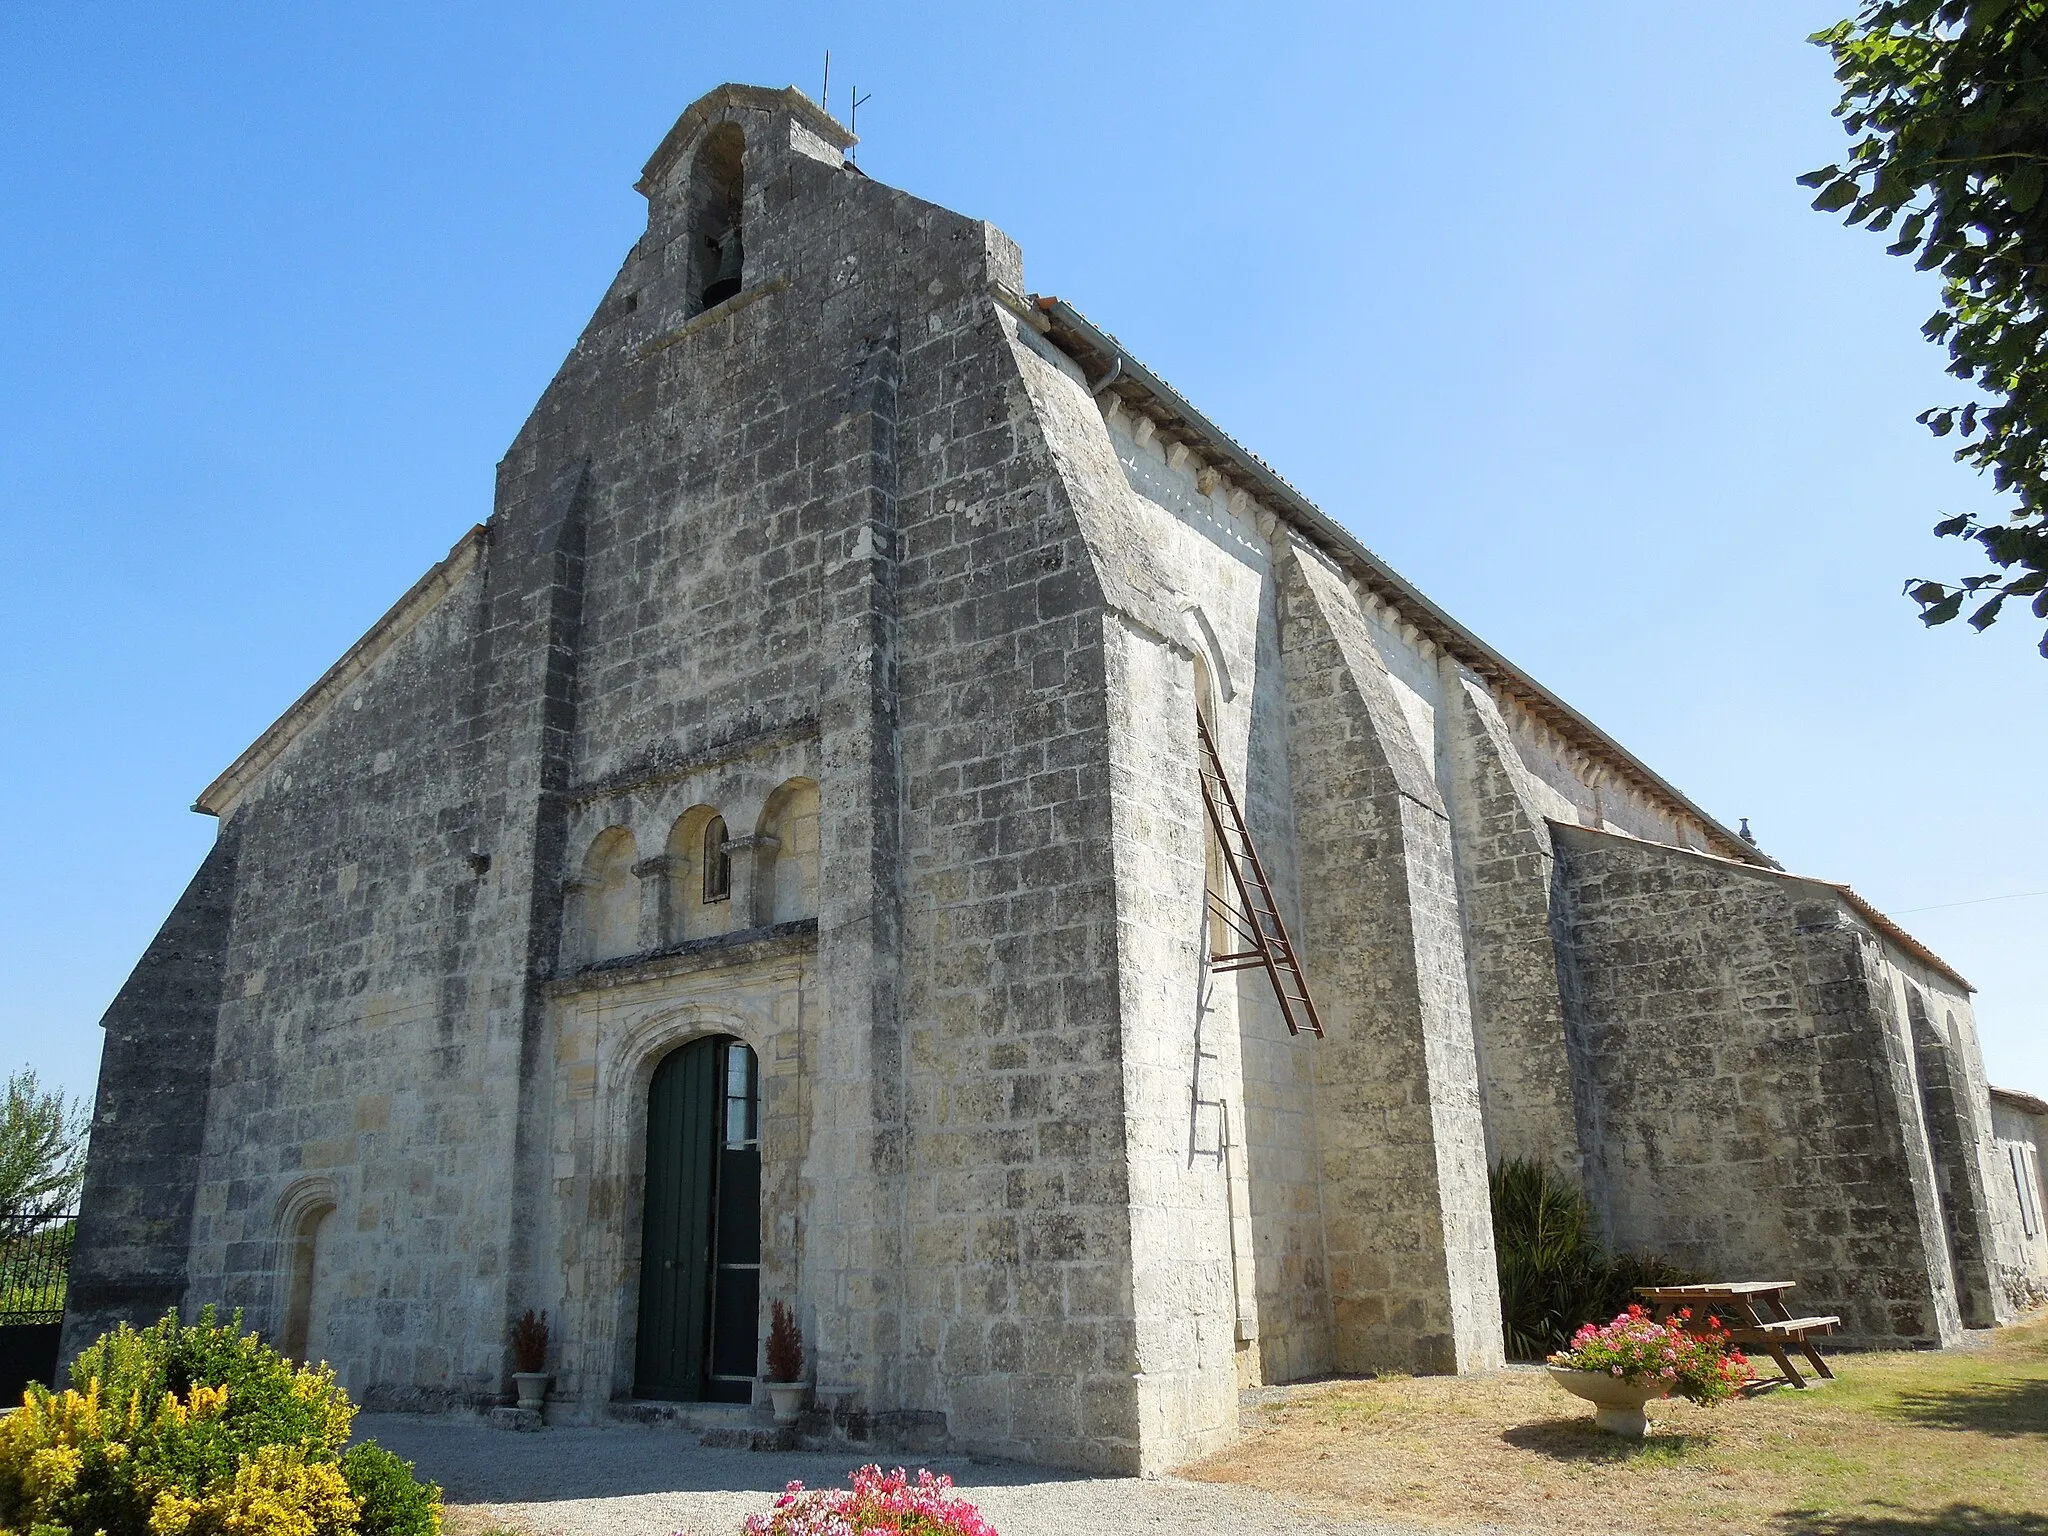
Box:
1635;1281;1839;1389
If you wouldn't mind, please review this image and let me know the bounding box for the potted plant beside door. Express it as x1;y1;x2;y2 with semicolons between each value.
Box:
764;1300;806;1425
511;1309;550;1413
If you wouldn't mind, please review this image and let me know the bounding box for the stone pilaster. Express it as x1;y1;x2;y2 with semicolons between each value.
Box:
805;319;910;1418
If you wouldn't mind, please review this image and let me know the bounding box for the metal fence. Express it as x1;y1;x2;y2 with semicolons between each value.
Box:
0;1211;77;1327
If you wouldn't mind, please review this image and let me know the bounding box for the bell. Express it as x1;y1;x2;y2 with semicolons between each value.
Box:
702;226;744;309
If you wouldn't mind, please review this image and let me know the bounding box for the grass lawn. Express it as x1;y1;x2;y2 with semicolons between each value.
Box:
1182;1314;2048;1535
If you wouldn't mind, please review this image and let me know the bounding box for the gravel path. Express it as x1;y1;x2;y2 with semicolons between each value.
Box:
357;1414;1440;1536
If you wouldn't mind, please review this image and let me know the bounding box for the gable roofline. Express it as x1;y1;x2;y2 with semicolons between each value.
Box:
637;83;855;197
1022;291;1768;870
194;524;489;820
1551;820;1972;991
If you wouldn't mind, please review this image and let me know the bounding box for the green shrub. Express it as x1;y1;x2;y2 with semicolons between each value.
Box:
0;1307;441;1536
341;1443;441;1536
1488;1158;1699;1360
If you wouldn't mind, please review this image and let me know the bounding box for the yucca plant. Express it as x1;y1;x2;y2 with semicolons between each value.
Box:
1488;1158;1698;1360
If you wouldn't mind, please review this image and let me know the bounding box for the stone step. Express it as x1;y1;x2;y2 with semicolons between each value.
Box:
698;1423;796;1452
605;1398;792;1449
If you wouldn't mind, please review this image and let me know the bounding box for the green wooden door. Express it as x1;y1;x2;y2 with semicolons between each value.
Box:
635;1035;761;1401
636;1037;721;1399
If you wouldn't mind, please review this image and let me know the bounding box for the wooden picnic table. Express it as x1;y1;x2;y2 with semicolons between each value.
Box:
1635;1281;1840;1389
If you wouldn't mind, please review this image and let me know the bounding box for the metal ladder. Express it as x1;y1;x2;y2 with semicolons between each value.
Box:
1195;712;1324;1039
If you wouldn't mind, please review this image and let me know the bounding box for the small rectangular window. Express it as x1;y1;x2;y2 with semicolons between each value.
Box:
723;1042;757;1150
703;816;731;903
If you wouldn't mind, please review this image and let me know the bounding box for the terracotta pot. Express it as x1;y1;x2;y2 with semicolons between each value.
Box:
1547;1366;1671;1438
765;1380;807;1426
512;1372;549;1412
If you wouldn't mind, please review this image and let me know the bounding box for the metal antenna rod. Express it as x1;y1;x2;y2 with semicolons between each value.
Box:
821;50;830;114
850;88;871;157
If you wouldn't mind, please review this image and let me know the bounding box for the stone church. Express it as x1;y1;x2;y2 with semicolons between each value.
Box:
65;83;2046;1474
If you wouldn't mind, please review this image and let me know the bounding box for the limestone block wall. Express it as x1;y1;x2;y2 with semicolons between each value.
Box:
180;548;541;1407
1553;825;1965;1346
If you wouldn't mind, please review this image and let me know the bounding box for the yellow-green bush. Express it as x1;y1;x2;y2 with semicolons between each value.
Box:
0;1309;439;1536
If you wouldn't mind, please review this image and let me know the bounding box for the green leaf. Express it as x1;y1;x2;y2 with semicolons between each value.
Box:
1968;592;2007;629
1920;591;1967;626
1933;515;1974;538
1968;0;2014;34
2003;162;2044;212
1813;178;1861;212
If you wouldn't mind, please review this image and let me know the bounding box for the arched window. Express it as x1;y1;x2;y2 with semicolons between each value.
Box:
689;123;746;314
702;815;731;904
664;807;728;941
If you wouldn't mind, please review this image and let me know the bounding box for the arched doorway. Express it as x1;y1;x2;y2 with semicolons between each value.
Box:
635;1034;761;1401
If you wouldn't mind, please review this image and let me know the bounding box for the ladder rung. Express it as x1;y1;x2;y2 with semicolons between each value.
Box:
1197;712;1325;1040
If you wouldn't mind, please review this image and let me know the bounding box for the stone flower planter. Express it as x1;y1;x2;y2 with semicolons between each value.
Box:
512;1371;549;1412
1547;1366;1671;1438
765;1380;807;1426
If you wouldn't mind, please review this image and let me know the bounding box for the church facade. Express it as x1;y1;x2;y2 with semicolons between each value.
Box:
64;84;2044;1474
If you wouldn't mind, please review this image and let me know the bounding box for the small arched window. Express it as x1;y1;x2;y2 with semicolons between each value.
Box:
702;815;731;904
280;1194;336;1364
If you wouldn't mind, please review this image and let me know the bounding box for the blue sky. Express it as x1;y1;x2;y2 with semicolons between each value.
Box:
2;1;2042;1108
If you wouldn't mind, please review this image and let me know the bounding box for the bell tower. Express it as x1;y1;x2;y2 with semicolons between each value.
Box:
634;84;858;319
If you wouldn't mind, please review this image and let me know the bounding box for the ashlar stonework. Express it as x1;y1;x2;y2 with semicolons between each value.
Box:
65;83;2048;1475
